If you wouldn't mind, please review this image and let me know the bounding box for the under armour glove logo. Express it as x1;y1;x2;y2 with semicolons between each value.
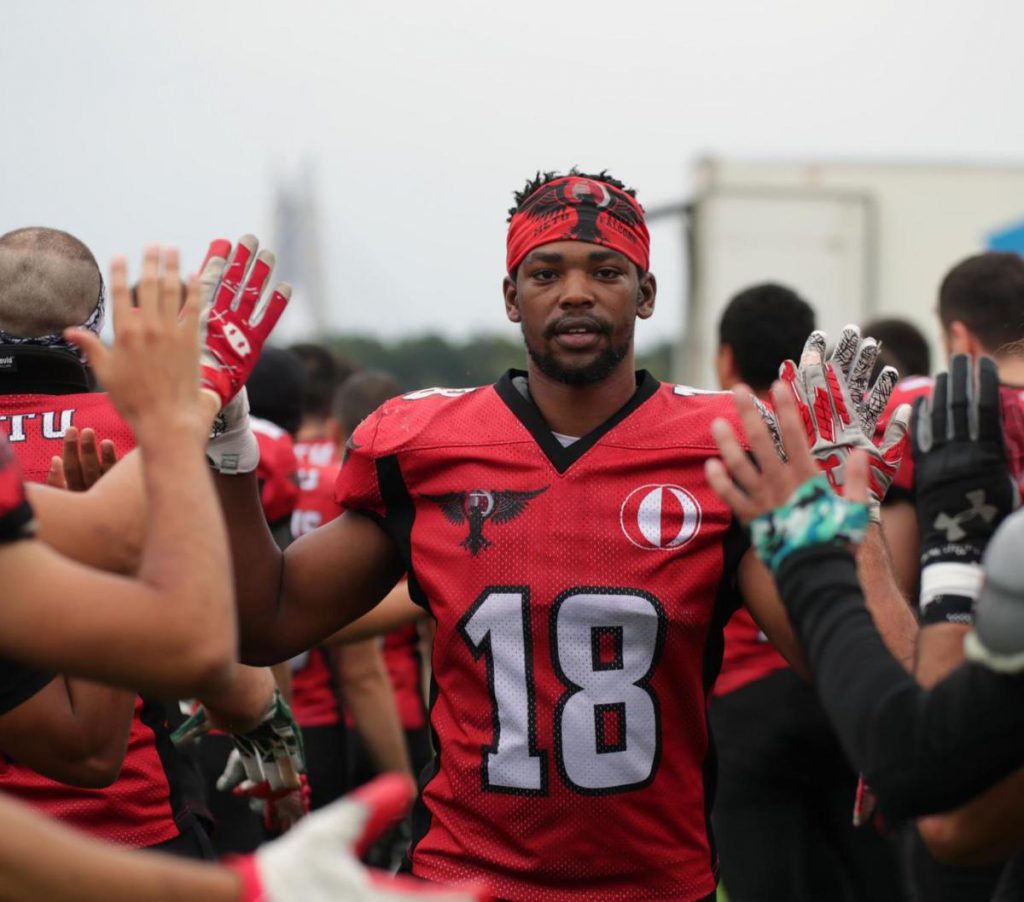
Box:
934;489;1000;542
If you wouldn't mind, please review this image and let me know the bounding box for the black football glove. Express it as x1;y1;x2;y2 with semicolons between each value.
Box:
913;354;1019;623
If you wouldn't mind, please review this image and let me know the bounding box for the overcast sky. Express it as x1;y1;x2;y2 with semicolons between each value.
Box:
4;0;1024;350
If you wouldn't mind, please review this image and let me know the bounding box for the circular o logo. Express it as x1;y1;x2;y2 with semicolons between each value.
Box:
620;484;702;550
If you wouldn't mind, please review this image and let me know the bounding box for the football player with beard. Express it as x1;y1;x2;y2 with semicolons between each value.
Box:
198;171;915;901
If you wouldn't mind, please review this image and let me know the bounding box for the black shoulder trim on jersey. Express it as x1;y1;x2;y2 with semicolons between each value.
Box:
494;369;660;474
0;345;93;395
700;515;750;876
375;455;431;612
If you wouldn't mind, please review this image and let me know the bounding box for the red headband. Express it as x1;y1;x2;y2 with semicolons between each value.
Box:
506;176;650;274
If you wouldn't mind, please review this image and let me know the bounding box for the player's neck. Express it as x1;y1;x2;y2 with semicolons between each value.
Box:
524;358;640;437
296;418;330;442
994;355;1024;388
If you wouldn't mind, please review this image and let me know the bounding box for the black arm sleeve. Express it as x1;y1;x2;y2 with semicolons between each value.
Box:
777;545;1024;820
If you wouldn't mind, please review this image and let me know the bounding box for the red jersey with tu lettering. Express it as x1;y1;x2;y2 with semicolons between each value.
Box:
0;388;192;846
335;372;748;902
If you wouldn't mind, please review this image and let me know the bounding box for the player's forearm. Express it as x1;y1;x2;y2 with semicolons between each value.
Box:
215;469;289;657
198;665;276;734
26;455;145;574
914;623;970;688
58;678;135;779
779;545;1024;818
856;526;918;671
338;644;412;776
326;583;425;645
136;419;235;691
0;792;239;901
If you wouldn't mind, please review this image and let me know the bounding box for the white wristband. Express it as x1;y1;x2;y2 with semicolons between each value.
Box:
919;562;984;613
206;387;259;475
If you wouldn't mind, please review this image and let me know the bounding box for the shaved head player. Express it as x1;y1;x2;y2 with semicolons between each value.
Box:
209;172;915;901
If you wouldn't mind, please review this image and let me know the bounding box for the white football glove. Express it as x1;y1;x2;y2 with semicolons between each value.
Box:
229;774;490;902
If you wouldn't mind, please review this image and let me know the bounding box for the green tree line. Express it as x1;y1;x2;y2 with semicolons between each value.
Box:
321;333;675;390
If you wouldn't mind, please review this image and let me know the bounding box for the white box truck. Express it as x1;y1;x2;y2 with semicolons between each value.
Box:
677;158;1024;387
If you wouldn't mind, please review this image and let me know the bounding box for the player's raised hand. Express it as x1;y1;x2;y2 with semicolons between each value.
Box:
705;384;825;524
231;773;490;901
47;427;118;491
778;325;911;520
65;246;204;441
707;383;871;575
197;236;291;409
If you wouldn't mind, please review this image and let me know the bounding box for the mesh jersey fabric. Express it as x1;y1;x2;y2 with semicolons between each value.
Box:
335;371;748;902
0;389;188;847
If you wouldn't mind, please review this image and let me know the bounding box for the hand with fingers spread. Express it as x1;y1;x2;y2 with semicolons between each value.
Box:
65;247;205;442
705;382;871;576
47;427;118;491
779;325;911;520
197;236;291;409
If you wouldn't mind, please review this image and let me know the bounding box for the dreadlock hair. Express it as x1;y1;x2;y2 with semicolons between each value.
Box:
507;168;639;222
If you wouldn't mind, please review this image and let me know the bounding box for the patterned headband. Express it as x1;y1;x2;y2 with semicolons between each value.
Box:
506;176;650;274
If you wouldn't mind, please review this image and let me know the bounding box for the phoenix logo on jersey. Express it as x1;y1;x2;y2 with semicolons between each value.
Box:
619;483;702;550
425;486;548;555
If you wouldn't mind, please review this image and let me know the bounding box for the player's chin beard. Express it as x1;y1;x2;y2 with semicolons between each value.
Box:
523;324;632;387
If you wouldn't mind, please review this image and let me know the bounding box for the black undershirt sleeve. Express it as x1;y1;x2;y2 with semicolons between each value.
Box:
0;658;54;715
777;545;1024;821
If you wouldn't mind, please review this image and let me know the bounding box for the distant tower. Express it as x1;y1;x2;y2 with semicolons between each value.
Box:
271;162;328;341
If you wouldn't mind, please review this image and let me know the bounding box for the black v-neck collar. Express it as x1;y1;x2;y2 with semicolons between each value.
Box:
494;368;660;474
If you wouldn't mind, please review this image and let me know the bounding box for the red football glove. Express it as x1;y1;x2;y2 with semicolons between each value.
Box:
198;236;291;408
229;774;490;902
779;326;911;519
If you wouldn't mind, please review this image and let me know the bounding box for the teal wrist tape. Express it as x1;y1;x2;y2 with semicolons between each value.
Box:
750;474;870;574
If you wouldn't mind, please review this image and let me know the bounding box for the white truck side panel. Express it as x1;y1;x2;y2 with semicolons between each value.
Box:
683;159;1024;387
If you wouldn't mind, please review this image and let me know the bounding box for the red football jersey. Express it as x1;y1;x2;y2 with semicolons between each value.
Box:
0;390;187;846
383;624;426;730
336;372;748;902
0;392;135;483
252;417;300;524
877;376;1024;497
289;439;345;728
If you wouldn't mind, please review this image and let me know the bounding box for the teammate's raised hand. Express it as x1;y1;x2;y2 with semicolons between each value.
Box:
47;427;118;491
65;246;204;441
198;236;291;409
707;383;871;574
779;325;911;520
